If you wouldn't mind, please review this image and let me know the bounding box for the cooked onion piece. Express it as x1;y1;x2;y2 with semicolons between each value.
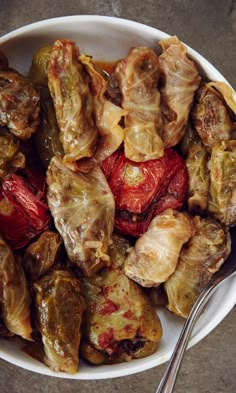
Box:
124;209;193;287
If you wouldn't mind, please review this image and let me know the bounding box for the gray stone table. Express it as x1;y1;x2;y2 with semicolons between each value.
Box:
0;1;235;392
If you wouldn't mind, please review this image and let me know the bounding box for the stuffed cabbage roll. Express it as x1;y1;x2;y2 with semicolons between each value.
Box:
208;140;236;226
0;71;40;139
164;216;231;318
191;82;235;148
81;235;162;364
159;36;201;148
114;46;164;162
0;237;32;340
185;129;210;212
23;230;63;282
0;126;25;178
79;55;126;162
124;209;193;287
46;156;115;276
48;40;98;170
34;270;85;373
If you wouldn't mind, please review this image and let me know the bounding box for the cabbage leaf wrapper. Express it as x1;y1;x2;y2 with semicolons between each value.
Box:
159;36;201;148
34;270;85;374
0;237;32;340
180;123;200;157
186;139;210;212
0;71;40;139
180;124;210;212
207;81;236;117
79;55;126;162
208;140;236;226
48;40;98;170
81;235;162;364
164;216;231;318
114;46;164;162
23;230;64;282
46;156;115;276
191;82;235;148
124;209;193;287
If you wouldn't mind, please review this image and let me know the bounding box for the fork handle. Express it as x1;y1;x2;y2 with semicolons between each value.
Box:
155;281;218;393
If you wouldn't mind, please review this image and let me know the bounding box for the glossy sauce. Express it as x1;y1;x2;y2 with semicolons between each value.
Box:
95;60;118;75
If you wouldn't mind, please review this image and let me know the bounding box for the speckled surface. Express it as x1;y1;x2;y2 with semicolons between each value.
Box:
0;1;236;392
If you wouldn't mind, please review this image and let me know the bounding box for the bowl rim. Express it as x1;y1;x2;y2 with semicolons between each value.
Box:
0;14;233;87
0;14;236;380
1;15;166;42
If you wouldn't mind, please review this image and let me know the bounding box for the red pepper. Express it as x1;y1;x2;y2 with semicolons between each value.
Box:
101;149;188;237
98;328;114;350
0;165;51;249
122;310;133;320
98;299;117;315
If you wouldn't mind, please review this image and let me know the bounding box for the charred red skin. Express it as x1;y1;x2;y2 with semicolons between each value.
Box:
0;160;51;249
101;149;188;237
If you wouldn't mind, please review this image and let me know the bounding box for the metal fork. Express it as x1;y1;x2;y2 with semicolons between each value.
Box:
156;229;236;393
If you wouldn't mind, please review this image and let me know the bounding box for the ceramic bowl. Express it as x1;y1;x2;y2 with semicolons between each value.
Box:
0;15;236;379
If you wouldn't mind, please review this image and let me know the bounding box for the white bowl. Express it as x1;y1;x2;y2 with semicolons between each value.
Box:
0;15;236;380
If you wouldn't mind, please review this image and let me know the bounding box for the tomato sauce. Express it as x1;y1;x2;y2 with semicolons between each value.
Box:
98;328;114;349
99;299;117;315
94;60;118;75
